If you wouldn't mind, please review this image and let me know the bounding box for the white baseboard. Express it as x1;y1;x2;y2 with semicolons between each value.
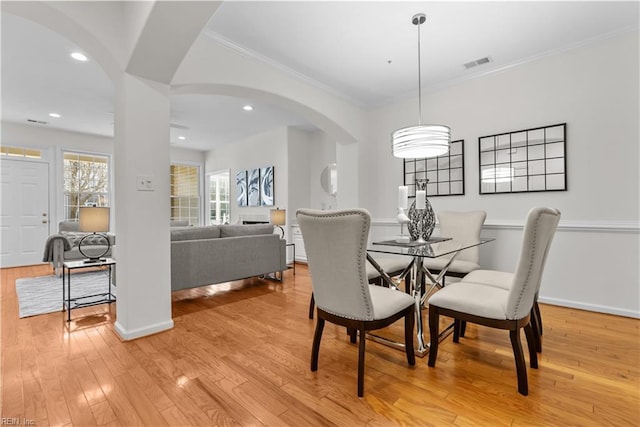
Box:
114;319;174;340
538;296;640;319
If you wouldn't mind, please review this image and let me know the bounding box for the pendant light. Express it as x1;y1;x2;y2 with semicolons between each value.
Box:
392;13;450;159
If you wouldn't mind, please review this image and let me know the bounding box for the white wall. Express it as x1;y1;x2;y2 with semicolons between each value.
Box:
362;31;640;317
287;127;312;223
205;126;289;234
1;122;114;230
173;36;366;145
170;146;205;164
308;131;337;211
1;122;207;230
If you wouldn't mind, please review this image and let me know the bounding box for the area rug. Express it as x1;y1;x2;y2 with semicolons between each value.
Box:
15;270;115;318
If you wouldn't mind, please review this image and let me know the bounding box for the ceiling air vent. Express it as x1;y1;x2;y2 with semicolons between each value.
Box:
463;56;492;69
26;118;48;125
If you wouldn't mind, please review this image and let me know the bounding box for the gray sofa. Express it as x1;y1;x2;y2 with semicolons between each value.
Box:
171;224;286;291
43;220;115;274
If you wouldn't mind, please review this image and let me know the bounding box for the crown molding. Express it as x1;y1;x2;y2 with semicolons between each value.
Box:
203;24;638;111
377;25;640;109
201;29;366;108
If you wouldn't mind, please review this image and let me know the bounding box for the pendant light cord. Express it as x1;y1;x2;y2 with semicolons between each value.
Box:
416;16;423;125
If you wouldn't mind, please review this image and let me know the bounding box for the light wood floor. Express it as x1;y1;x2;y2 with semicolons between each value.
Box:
1;264;639;426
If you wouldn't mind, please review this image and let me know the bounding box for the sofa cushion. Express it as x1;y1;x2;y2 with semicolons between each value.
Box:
171;226;221;241
219;224;274;237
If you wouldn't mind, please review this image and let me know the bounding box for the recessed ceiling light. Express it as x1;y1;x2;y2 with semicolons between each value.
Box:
178;136;186;140
243;105;253;111
48;113;61;118
71;52;88;61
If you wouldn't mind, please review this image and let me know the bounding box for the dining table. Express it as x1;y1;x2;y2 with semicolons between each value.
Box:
366;236;495;357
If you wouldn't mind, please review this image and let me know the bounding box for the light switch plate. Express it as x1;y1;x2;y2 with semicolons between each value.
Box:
137;175;154;191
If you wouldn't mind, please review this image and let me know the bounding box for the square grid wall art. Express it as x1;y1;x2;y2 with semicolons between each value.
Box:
479;123;566;194
403;140;465;197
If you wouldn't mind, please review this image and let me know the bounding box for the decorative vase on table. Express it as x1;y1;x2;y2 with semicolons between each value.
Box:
408;179;436;242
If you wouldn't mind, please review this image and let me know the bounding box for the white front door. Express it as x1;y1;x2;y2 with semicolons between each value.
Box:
0;159;50;267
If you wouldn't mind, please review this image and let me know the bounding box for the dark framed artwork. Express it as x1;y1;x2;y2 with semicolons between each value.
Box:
247;168;260;206
479;123;566;194
260;166;274;206
403;139;465;197
236;170;247;207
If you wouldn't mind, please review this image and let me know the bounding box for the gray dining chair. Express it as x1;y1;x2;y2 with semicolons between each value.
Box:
297;208;415;397
427;207;560;395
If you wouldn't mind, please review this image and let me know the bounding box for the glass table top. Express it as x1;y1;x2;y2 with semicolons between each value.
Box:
367;237;494;258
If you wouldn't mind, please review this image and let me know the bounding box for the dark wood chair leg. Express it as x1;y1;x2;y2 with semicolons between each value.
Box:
357;324;366;397
427;307;440;367
533;301;543;352
311;318;324;372
528;307;539;351
453;319;461;343
347;328;357;343
509;328;529;396
524;323;538;369
308;293;315;319
404;309;415;366
459;320;467;337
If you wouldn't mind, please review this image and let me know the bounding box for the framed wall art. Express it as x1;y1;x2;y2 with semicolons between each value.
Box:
236;170;247;207
479;123;566;194
236;165;275;207
247;168;260;206
260;166;274;206
403;139;465;197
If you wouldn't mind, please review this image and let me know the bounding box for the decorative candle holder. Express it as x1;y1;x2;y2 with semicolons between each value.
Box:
408;179;436;242
396;207;411;243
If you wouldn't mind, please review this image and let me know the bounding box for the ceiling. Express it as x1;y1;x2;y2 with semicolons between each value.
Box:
2;1;638;152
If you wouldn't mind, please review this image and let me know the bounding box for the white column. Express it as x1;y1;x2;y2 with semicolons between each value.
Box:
113;73;173;339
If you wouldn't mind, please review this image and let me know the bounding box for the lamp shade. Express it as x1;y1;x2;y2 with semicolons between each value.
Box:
79;207;110;232
270;208;286;226
392;124;451;158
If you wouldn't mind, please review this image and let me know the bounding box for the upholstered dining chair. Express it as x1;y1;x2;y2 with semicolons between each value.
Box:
422;210;487;285
427;207;561;396
308;256;411;319
297;208;415;397
460;212;559;354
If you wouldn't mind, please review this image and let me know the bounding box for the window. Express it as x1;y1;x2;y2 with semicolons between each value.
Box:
63;152;110;221
0;145;41;159
170;164;200;226
209;171;230;224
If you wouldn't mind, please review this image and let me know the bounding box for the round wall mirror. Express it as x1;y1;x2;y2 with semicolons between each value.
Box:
320;163;337;195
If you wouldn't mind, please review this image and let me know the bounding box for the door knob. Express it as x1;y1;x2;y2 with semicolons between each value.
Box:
42;220;48;224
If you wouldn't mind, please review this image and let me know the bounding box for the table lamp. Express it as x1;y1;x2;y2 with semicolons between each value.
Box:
270;208;286;238
78;206;111;263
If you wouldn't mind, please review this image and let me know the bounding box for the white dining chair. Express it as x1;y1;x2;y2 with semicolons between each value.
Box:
308;256;410;319
422;210;487;284
297;208;415;397
427;207;561;395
